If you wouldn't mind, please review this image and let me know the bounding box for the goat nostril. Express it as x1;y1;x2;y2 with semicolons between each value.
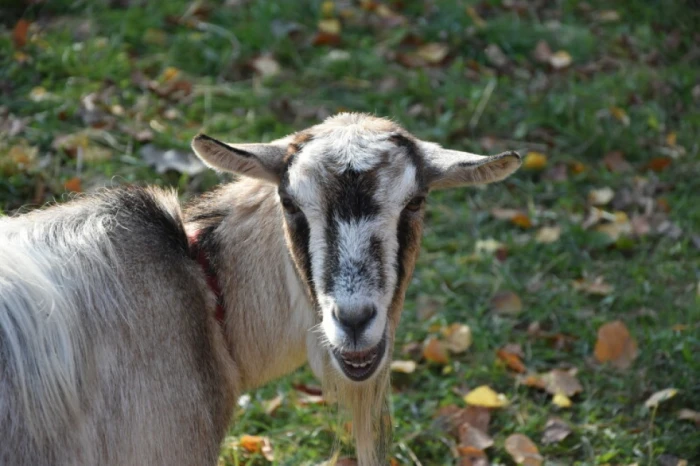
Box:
337;305;376;333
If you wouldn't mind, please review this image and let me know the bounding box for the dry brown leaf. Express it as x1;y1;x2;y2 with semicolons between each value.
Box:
541;417;572;445
459;422;494;450
572;276;614;296
423;338;449;365
444;323;473;354
549;51;572;69
677;409;700;426
416;43;449;64
390;360;417;374
13;19;30;48
523;151;547;170
603;151;632;173
313;31;341;46
239;435;274;460
490;291;523;315
504;433;543;466
511;213;533;229
588;187;615;206
646;157;672;172
594;320;638;369
533;40;552;63
644;388;678;409
542;369;582;397
464;385;509;408
519;374;546;390
496;348;527;373
535;226;561;244
63;177;82;193
457;446;488;466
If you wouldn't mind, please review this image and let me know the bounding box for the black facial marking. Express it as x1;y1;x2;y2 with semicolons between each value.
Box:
287;212;316;301
394;209;416;290
389;133;428;189
370;235;386;292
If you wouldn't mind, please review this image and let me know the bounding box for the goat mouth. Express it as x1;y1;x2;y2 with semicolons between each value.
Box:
332;334;387;382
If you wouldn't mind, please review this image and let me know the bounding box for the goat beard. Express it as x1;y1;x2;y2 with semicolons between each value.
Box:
321;341;394;466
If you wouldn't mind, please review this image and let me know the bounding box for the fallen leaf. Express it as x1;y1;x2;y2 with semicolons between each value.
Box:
523;151;547;170
541;417;572;445
251;54;281;78
588;187;615;206
457;446;488;466
464;385;509;408
474;238;505;255
549;50;572;69
161;66;180;82
511;213;533;229
465;6;486;28
665;132;677;146
423;338;450;365
444;323;473;354
504;433;543;466
239;435;274;460
535;226;561;244
490;291;523;315
594;10;620;22
391;360;417;374
490;208;522;220
533;40;552;63
552;393;572;408
603;151;632;172
318;18;341;35
416;43;449;64
519;374;546;390
459;422;494;450
594;320;638;369
263;395;283;415
677;409;700;426
646;157;672;172
1;142;38;175
572;276;614;296
610;106;630;126
63;177;82;193
12;19;30;48
644;388;678;409
485;44;508;68
542;369;582;396
496;348;527;373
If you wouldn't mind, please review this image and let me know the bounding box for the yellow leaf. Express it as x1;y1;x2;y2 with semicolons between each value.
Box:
666;132;677;146
552;393;572;408
523;151;547;170
162;66;180;82
511;213;533;229
390;360;417;374
464;385;509;408
644;388;678;409
416;42;449;64
321;0;335;17
535;226;561;244
318;18;341;35
610;106;630;126
549;50;572;69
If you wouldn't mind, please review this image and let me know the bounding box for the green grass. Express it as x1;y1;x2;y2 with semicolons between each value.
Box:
2;0;699;464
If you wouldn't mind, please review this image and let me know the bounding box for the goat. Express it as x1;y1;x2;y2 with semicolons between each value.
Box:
0;113;520;465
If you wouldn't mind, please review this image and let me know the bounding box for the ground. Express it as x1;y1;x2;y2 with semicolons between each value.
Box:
1;1;699;464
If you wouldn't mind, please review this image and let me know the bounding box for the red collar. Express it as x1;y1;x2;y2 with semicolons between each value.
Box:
188;230;225;325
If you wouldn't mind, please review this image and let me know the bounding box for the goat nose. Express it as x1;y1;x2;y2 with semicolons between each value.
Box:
333;304;377;335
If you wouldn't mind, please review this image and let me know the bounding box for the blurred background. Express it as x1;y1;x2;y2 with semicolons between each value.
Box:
1;0;699;464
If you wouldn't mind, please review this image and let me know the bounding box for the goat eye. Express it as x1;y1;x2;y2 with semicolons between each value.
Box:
404;196;425;212
281;197;301;215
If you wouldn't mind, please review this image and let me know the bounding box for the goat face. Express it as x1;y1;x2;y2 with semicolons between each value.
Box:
192;113;521;383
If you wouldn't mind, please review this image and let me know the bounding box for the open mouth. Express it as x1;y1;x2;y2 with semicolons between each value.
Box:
332;334;387;382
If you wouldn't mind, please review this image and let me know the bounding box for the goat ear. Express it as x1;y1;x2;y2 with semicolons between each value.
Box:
191;134;288;183
421;142;521;189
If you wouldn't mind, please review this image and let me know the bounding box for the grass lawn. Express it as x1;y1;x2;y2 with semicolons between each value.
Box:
1;0;699;464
